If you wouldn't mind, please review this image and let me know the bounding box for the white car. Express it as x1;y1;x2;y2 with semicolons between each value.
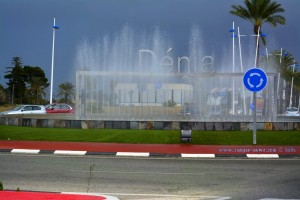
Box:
284;107;300;116
0;105;46;115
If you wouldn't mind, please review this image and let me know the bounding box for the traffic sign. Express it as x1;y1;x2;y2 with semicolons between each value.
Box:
243;68;268;92
155;82;162;89
250;102;254;110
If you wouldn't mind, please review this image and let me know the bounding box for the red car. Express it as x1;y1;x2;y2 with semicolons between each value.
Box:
45;103;75;113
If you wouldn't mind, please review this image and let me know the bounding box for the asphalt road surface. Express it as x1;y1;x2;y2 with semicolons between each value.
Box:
0;154;299;200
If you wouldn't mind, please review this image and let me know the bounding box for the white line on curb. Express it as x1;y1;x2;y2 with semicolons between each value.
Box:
54;150;87;155
11;149;40;154
247;154;279;158
181;154;215;158
116;152;150;157
5;149;286;160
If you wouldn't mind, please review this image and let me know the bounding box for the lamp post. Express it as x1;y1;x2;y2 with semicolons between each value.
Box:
50;17;59;104
229;22;236;115
289;60;298;108
237;27;247;115
229;25;266;116
267;48;286;113
233;25;267;144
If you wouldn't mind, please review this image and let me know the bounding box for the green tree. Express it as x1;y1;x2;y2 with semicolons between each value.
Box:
23;66;49;103
25;77;46;104
0;84;7;105
57;82;75;103
260;49;296;112
230;0;285;67
23;66;49;85
230;0;286;115
280;57;299;109
4;57;49;105
293;72;300;110
11;57;22;67
4;57;26;105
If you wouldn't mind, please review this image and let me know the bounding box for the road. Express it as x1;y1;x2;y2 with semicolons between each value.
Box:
0;154;299;200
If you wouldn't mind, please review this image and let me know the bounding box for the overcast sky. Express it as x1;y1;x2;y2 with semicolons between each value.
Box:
1;0;299;98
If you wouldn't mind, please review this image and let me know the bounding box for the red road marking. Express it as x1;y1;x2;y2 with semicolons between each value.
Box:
0;191;106;200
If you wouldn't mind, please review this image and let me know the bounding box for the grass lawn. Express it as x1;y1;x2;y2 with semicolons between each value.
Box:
0;125;299;145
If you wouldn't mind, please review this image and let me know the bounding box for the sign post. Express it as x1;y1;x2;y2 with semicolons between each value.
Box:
243;68;268;144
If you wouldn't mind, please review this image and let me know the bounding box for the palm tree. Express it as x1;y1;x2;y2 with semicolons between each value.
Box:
230;0;286;116
25;77;46;104
261;49;296;113
230;0;285;67
294;73;300;110
57;82;75;103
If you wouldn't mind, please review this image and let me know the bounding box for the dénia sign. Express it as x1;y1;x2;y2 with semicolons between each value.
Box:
138;49;215;74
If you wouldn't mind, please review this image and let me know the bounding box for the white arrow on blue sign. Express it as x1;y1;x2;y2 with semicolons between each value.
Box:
243;68;268;92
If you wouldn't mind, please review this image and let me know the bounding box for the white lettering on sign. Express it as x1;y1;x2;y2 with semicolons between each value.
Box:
139;49;214;73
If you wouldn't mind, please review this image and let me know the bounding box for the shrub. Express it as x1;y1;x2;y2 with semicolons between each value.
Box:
0;181;3;190
162;100;176;107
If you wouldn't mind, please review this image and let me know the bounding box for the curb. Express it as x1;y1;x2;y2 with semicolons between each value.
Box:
2;148;300;158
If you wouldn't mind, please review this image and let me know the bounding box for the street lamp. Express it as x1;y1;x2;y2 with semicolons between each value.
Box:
267;48;286;112
228;24;266;115
229;22;237;114
50;17;59;104
289;60;299;108
237;27;247;115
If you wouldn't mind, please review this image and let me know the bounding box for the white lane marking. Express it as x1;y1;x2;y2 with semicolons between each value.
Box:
62;192;119;200
70;169;205;175
116;152;149;157
100;193;231;199
247;154;279;158
54;150;87;155
11;149;40;154
182;153;215;158
260;199;300;200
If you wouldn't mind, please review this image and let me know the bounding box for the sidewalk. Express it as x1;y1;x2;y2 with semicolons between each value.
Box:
1;140;299;158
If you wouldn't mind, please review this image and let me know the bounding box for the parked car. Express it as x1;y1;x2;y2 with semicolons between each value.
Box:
284;107;300;116
178;107;200;116
0;105;46;115
229;107;243;115
45;103;75;113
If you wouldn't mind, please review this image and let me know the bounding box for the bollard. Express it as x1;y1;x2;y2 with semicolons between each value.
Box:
181;130;192;143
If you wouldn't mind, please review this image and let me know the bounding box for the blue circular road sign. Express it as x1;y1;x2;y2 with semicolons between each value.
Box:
250;102;254;110
243;68;268;92
155;82;162;89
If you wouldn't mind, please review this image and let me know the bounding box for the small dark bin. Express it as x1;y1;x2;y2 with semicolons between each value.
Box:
181;130;192;143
